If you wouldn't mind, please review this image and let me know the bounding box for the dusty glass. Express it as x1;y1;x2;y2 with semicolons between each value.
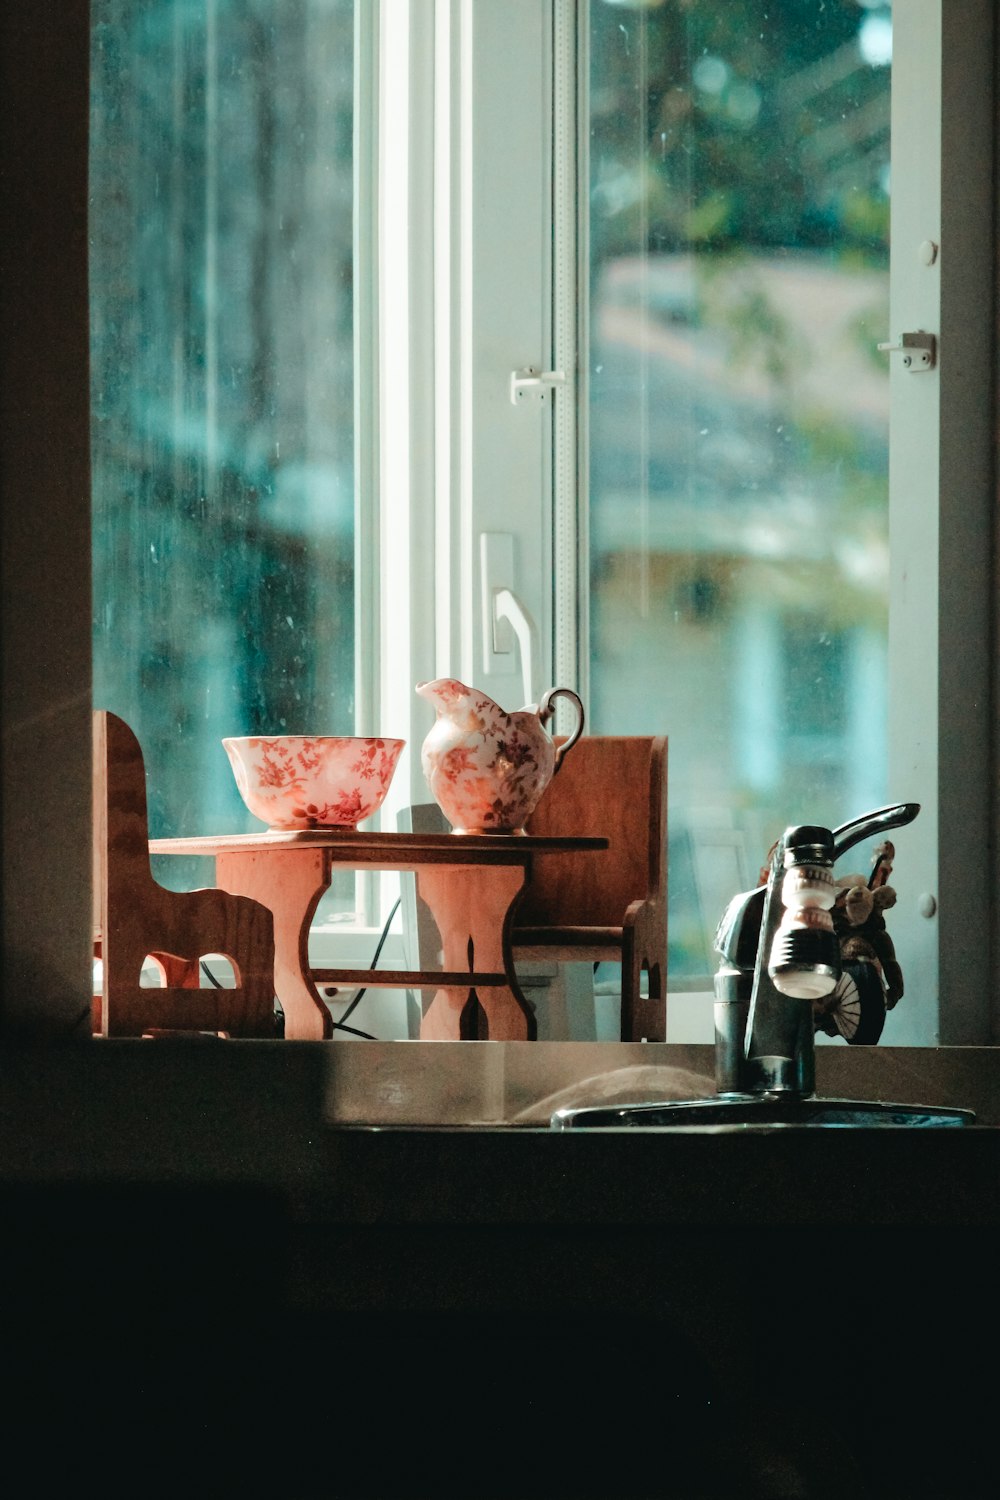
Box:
90;0;356;893
587;0;892;977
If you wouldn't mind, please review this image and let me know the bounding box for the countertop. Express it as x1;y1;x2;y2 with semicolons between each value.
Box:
2;1039;998;1214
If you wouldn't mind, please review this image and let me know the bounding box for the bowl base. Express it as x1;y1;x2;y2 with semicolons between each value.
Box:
450;825;527;837
270;821;359;833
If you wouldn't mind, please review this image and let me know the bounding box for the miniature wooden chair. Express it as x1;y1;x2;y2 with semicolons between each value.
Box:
513;735;668;1042
92;710;277;1037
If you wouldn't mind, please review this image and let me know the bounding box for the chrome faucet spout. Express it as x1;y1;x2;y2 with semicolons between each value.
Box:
832;802;919;862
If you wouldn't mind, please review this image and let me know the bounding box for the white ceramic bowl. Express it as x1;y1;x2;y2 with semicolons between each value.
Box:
223;734;405;830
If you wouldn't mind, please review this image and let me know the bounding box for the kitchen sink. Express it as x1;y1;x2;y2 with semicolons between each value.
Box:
551;1093;976;1129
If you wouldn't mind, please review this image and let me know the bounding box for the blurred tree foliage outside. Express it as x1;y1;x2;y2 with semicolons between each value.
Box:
590;0;890;263
586;2;894;975
90;0;356;852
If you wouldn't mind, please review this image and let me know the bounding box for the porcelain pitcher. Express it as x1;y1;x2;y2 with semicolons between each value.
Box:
416;678;585;834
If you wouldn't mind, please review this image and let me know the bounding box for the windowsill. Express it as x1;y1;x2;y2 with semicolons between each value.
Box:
3;1040;997;1166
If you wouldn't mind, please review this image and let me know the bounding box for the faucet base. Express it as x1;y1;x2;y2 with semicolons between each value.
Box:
551;1093;975;1129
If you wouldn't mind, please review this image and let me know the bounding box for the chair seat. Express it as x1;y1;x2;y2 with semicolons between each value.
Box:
513;926;625;964
513;924;624;949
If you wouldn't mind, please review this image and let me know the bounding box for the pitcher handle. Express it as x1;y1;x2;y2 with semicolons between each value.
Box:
537;687;585;774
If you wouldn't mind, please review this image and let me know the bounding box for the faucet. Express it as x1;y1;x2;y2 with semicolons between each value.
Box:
550;798;975;1126
713;802;920;1098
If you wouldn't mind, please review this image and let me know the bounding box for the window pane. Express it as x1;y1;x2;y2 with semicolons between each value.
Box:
90;0;355;888
587;0;891;976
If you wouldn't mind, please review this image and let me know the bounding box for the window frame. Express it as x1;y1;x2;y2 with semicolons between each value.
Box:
369;0;557;796
883;0;995;1045
316;0;559;1007
1;1;997;1046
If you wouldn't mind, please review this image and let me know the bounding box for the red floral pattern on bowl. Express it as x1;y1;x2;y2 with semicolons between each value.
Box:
223;735;405;831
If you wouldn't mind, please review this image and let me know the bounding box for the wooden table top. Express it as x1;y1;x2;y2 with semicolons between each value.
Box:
150;827;609;864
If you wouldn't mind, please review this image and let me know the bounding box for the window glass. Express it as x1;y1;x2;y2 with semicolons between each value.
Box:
90;0;356;891
587;0;892;976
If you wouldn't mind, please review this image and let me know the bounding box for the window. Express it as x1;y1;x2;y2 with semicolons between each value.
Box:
572;0;994;1044
90;0;357;879
584;0;892;998
88;0;556;1036
84;0;996;1045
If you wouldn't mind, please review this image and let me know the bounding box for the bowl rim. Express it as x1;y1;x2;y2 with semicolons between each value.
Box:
222;734;406;750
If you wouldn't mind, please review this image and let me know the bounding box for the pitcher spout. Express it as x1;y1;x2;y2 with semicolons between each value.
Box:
415;677;503;723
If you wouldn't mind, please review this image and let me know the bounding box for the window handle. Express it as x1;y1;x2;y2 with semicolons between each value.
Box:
877;331;936;370
480;531;537;706
509;367;566;404
493;588;537;708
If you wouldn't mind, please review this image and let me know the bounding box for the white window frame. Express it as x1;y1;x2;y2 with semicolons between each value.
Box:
313;0;558;1008
364;0;555;792
882;0;994;1045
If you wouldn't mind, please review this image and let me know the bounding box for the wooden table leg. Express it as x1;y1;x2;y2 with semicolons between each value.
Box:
416;864;535;1041
217;848;333;1040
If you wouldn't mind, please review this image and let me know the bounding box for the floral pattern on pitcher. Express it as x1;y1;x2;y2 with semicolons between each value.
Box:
416;678;585;834
223;734;405;830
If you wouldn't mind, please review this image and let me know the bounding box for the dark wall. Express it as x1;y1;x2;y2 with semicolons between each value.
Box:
0;6;93;1036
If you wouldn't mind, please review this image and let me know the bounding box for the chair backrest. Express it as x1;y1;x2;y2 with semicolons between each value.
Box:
517;735;667;928
93;710;276;1036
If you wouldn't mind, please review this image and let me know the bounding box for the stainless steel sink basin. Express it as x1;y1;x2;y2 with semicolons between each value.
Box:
551;1093;976;1129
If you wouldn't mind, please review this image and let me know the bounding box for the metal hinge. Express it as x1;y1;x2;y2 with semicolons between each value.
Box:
509;367;566;404
876;330;937;371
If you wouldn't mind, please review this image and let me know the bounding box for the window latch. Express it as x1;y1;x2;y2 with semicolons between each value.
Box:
876;331;937;371
510;367;566;404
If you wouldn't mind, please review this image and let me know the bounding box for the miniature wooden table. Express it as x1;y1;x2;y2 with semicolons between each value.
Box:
149;828;607;1041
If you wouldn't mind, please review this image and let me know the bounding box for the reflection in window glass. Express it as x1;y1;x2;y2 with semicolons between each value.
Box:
90;0;355;887
588;0;891;976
